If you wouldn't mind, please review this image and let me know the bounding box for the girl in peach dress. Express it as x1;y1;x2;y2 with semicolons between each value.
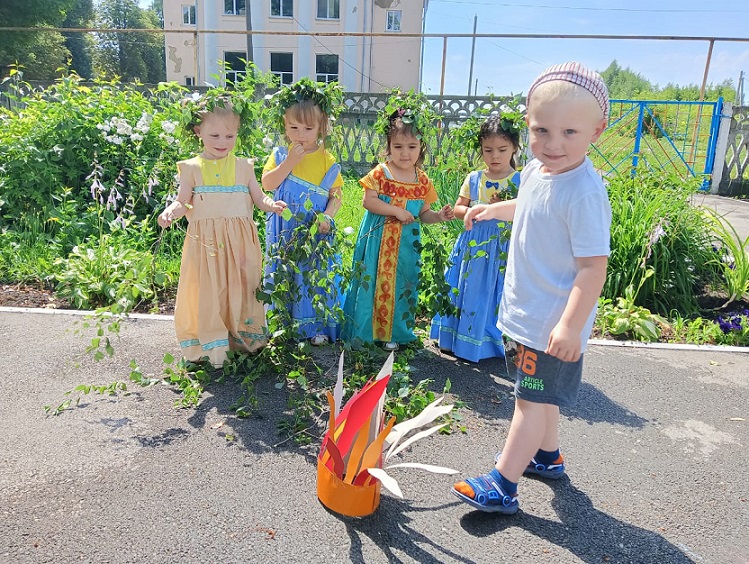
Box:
158;96;286;367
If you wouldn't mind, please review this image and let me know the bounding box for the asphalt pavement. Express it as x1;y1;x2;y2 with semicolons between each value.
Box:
1;194;748;564
694;192;749;242
0;307;747;564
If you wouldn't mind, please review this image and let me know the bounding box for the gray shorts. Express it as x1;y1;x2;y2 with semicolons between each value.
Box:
503;337;583;408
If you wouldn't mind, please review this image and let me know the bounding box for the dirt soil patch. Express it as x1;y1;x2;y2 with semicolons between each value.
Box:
0;283;176;315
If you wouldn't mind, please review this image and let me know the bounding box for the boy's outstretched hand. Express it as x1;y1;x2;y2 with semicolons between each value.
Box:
463;204;488;231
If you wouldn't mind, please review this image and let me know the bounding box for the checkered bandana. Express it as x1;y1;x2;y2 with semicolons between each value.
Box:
527;61;610;121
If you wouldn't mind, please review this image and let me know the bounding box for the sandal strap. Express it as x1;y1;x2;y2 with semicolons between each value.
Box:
529;457;563;472
465;471;516;507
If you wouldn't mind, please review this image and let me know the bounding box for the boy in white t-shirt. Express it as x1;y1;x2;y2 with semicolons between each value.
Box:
452;62;612;514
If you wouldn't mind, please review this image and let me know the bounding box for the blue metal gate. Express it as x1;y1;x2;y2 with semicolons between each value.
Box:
589;99;723;189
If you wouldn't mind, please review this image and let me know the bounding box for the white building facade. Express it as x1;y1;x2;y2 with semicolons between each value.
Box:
163;0;429;92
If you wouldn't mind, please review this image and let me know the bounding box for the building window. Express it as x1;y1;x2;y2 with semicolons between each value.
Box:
185;76;196;86
182;4;196;25
316;54;338;83
271;0;293;18
385;10;401;32
317;0;339;19
224;0;245;16
271;52;293;85
224;51;246;83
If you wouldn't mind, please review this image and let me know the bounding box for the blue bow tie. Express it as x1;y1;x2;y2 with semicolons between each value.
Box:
486;180;499;189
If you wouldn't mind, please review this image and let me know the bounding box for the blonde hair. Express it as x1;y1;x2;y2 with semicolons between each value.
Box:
283;99;330;143
529;80;605;122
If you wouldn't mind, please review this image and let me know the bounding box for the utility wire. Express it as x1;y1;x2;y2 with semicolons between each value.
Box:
433;1;749;13
292;15;390;89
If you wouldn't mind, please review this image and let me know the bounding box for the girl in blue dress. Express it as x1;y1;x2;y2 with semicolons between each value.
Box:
262;79;344;345
430;113;522;361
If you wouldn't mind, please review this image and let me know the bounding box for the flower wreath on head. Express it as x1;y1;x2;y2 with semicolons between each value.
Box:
374;89;440;141
265;77;344;133
179;86;259;145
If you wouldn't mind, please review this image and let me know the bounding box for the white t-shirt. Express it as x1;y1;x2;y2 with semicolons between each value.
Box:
497;157;611;353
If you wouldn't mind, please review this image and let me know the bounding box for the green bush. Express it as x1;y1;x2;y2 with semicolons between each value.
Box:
0;68;273;230
605;172;720;315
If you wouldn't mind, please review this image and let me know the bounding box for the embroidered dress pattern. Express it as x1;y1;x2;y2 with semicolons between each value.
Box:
344;164;437;344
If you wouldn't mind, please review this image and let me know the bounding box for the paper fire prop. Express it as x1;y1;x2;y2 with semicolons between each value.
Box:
317;353;458;517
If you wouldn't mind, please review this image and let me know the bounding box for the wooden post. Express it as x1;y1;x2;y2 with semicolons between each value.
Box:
690;39;715;166
467;14;477;96
439;35;447;117
699;39;715;103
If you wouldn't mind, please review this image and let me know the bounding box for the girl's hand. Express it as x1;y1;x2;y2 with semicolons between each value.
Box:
463;204;487;231
437;204;455;222
271;199;287;216
158;210;174;229
395;208;415;224
489;191;505;204
317;217;331;234
287;143;306;167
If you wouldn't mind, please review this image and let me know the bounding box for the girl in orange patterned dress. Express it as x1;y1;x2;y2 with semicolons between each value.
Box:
342;106;455;351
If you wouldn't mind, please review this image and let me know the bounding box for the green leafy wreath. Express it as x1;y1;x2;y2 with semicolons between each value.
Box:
178;68;272;156
374;89;441;141
458;94;527;151
265;77;344;133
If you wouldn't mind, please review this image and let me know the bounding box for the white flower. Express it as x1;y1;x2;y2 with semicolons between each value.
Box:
130;133;143;142
343;226;355;236
161;120;178;134
135;112;153;133
262;135;274;148
648;222;668;246
110;117;132;136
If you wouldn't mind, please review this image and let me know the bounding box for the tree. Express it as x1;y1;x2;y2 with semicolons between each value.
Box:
0;0;75;79
146;0;164;28
94;0;165;83
63;0;95;79
601;60;736;103
601;60;652;99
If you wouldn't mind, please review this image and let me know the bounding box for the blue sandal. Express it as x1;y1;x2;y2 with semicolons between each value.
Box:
451;469;519;514
494;450;566;480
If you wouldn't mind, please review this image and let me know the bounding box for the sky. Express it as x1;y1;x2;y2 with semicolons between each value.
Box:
421;0;749;99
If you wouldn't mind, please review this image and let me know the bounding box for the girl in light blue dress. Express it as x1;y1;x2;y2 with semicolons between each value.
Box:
431;114;522;362
262;79;344;344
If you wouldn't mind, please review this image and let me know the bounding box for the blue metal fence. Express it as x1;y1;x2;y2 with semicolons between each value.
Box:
590;99;723;189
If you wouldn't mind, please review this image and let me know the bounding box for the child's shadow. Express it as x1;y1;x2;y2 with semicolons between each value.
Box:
459;476;692;563
336;497;475;564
